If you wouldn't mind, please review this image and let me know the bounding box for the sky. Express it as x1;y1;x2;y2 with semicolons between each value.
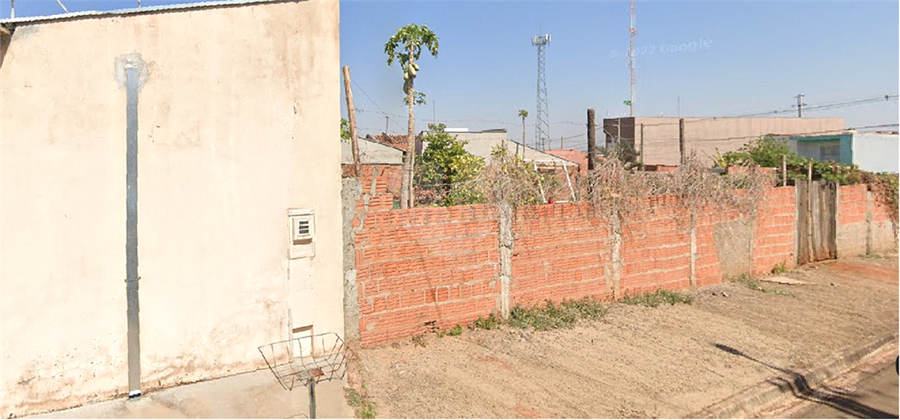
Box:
3;0;898;151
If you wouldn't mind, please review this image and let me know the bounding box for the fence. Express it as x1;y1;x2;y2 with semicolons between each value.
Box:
344;175;896;348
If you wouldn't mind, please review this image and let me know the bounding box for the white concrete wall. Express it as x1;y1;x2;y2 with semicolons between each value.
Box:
852;133;899;173
0;1;341;417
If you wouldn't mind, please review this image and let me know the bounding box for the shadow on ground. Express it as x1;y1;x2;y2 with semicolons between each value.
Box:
713;343;896;419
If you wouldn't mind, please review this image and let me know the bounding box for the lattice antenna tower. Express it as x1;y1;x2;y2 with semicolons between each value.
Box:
532;33;551;151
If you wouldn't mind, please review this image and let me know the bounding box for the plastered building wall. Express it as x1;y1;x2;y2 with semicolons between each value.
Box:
0;1;341;416
604;117;845;166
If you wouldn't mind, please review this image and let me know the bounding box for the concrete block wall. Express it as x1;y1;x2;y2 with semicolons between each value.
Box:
511;203;610;306
837;184;868;257
354;205;500;346
836;184;897;256
870;194;898;252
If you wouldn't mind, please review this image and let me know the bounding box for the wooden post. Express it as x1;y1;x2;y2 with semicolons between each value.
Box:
678;118;685;165
587;108;596;171
640;123;645;171
806;161;814;261
342;66;361;178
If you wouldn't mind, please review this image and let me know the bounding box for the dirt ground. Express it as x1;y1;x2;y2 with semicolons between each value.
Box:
355;255;899;419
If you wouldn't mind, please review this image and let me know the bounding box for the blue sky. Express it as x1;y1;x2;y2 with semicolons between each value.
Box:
4;0;898;151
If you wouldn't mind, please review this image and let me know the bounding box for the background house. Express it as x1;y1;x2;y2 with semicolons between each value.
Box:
787;131;899;173
604;117;845;166
0;0;341;417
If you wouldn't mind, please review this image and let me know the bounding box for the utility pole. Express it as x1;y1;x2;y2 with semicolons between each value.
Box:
342;66;361;177
794;93;806;118
678;118;685;165
384;116;389;134
560;136;564;149
677;96;681;117
587;109;596;171
628;0;636;117
10;0;14;18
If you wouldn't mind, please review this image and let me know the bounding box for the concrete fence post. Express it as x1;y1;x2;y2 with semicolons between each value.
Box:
689;209;697;288
498;201;514;319
865;190;874;256
341;178;362;348
609;211;623;299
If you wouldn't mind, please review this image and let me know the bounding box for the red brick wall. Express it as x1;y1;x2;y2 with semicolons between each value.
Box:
752;187;797;274
511;203;610;306
620;195;692;295
345;164;401;212
839;184;867;226
353;186;804;347
355;205;499;346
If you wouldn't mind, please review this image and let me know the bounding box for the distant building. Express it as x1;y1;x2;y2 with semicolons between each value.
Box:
787;131;899;173
603;117;845;166
544;149;588;173
424;128;578;169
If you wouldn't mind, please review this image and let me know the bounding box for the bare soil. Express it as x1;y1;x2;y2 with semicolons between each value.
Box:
355;255;899;419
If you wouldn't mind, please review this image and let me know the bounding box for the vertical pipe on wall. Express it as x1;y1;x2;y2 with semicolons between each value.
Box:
125;65;142;398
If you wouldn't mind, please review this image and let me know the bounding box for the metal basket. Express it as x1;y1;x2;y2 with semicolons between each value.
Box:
258;332;353;391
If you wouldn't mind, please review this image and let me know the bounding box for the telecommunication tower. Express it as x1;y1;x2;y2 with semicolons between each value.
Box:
532;34;551;151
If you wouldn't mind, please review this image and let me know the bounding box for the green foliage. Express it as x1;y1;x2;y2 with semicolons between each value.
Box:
385;23;439;94
716;135;899;222
508;298;607;331
471;313;501;330
403;91;427;106
345;387;377;419
518;109;528;119
715;135;791;169
619;290;694;308
479;145;546;206
771;261;788;275
415;123;485;206
448;324;463;336
341;118;351;142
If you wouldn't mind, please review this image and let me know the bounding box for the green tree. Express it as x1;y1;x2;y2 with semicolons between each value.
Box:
385;24;439;209
416;123;485;206
340;118;351;142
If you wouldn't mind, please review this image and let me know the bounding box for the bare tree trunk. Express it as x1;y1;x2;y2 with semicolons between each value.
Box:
521;118;526;159
399;75;416;209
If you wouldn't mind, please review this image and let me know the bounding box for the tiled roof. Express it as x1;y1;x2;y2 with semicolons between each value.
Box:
544;149;588;167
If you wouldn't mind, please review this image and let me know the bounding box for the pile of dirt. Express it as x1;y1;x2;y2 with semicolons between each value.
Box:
355;255;898;419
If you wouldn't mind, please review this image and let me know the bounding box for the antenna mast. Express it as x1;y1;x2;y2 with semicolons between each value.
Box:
629;0;636;117
532;33;551;151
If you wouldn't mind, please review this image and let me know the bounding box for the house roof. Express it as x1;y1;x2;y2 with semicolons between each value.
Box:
0;0;301;26
544;149;588;167
425;130;576;166
341;137;403;165
366;133;417;152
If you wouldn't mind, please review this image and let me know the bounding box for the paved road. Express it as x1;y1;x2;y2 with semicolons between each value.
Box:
785;360;898;419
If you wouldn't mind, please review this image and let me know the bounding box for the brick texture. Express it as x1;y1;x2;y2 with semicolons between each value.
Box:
752;186;797;274
512;203;610;306
353;186;809;347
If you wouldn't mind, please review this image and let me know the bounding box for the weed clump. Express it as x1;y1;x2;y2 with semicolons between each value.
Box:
619;289;694;307
345;387;376;419
508;297;607;331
